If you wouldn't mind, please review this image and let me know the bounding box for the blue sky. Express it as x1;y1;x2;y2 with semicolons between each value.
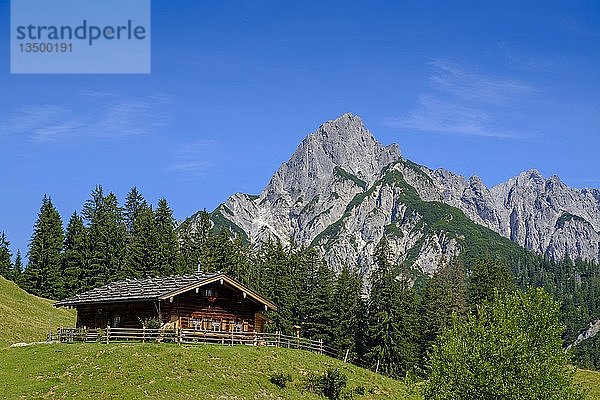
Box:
1;0;599;257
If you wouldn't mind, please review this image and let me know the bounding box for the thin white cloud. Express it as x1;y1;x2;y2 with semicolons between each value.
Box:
428;59;534;104
169;160;214;174
560;18;600;37
498;42;566;72
31;117;86;143
168;140;220;177
387;59;539;141
97;98;168;137
0;93;171;143
79;89;118;98
385;95;528;139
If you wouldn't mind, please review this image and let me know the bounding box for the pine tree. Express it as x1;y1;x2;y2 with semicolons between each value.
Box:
61;212;88;298
366;236;419;378
299;249;335;343
82;186;127;288
12;250;23;285
256;239;293;333
331;265;365;360
128;204;158;277
22;195;64;299
154;198;182;276
181;210;211;272
420;258;468;363
0;231;12;279
468;258;515;306
123;187;147;233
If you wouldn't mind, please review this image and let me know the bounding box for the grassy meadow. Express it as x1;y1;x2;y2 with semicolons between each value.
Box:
0;275;597;399
0;277;75;348
0;343;420;399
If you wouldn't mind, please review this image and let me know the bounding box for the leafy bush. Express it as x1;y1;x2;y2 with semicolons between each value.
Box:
269;372;292;388
304;368;347;400
139;317;162;329
349;384;366;396
425;288;585;400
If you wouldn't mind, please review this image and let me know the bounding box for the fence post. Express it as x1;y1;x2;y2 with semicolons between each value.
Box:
319;339;323;355
344;349;350;363
253;331;257;346
277;331;281;348
375;359;380;374
177;328;182;345
142;326;146;343
106;325;110;344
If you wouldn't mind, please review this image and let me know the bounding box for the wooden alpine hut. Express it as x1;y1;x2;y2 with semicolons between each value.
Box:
54;272;276;333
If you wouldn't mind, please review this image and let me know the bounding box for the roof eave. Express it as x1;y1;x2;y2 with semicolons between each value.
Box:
54;297;160;308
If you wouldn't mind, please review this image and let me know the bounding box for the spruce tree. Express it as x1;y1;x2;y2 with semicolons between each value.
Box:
128;204;158;277
0;231;12;279
123;186;148;233
22;195;64;299
468;258;515;306
12;250;23;285
420;259;468;363
201;228;234;273
331;264;365;360
61;212;88;298
257;239;293;333
181;209;211;271
366;236;419;378
82;186;127;288
227;235;251;283
299;249;335;343
154;198;182;276
123;186;149;277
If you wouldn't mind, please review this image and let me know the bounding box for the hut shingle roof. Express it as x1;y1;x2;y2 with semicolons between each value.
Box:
54;272;277;310
54;273;219;306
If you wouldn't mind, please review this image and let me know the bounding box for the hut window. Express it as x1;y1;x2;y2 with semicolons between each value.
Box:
203;288;217;298
211;319;220;331
112;315;121;328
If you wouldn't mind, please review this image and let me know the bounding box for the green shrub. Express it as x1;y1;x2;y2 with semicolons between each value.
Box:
270;372;292;388
304;367;347;400
139;317;162;329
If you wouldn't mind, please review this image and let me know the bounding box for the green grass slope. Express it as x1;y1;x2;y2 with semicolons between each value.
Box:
0;276;75;347
0;343;598;399
0;343;420;399
577;369;600;400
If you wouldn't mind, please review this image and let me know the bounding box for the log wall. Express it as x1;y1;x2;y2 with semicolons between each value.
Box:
75;281;268;332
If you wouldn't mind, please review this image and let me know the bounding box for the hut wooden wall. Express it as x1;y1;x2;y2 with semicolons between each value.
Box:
75;302;158;329
161;282;264;331
74;282;268;332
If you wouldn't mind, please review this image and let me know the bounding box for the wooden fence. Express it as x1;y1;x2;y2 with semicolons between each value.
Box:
53;327;338;358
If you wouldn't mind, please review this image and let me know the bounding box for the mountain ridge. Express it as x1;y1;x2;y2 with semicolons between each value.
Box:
183;113;599;275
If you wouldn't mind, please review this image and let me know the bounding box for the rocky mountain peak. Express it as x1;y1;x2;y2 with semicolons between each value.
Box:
516;169;546;188
263;113;401;200
468;175;486;189
306;112;400;179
